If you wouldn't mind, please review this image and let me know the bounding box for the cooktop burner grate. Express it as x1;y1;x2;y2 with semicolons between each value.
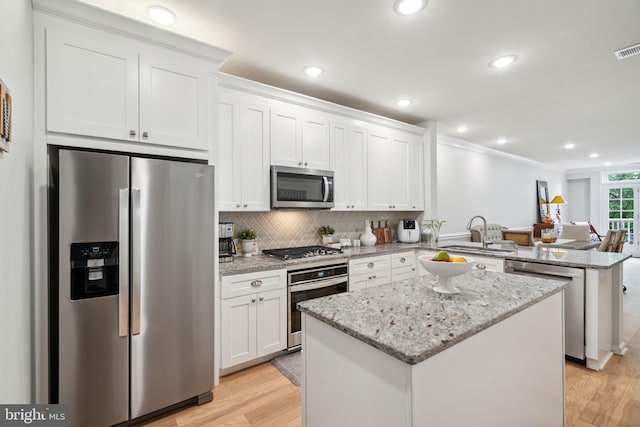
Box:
262;245;343;261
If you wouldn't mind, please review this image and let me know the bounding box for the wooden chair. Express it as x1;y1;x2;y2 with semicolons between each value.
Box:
598;230;627;292
597;230;627;253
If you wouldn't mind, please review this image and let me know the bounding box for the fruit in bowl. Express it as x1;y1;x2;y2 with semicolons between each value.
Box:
419;251;474;294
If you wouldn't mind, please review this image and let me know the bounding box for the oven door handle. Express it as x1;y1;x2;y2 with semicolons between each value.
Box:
290;277;347;292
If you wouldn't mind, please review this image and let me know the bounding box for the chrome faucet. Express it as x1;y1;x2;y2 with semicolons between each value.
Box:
466;215;488;249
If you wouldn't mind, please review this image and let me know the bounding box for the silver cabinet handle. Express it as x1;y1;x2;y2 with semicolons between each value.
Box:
367;262;374;268
372;275;376;279
251;298;256;303
243;204;248;208
142;131;148;139
132;188;142;335
236;204;240;208
400;257;406;263
259;296;264;302
298;161;302;166
129;130;136;137
118;188;130;337
304;162;308;167
251;279;262;287
476;264;487;270
389;205;393;209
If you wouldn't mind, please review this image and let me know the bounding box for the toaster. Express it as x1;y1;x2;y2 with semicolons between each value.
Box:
397;219;420;243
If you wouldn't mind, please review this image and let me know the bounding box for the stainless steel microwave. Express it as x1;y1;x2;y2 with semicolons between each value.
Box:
271;165;334;209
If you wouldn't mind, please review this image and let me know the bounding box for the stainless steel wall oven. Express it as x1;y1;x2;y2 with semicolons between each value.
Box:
287;261;348;349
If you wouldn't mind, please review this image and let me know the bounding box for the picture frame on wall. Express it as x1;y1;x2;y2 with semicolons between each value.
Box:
0;79;12;152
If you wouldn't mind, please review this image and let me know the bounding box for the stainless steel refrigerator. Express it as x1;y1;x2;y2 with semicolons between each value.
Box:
50;148;215;426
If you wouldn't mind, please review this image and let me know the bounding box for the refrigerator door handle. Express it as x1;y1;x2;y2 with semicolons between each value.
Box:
118;188;130;337
132;188;142;335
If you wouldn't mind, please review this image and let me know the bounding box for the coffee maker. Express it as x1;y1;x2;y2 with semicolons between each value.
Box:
219;222;237;263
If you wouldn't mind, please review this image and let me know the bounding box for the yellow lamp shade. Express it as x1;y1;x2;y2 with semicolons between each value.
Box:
550;195;566;205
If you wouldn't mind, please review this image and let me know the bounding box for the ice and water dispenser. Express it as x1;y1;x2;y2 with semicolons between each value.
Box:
70;241;119;300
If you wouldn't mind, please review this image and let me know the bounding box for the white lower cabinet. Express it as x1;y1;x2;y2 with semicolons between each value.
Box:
349;255;392;291
221;270;287;369
391;251;417;281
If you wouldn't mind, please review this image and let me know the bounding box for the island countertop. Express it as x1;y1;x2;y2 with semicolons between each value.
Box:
297;272;567;365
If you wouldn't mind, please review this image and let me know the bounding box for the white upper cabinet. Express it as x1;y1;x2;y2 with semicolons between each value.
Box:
367;127;412;210
271;105;330;170
38;2;230;155
46;28;139;142
409;138;425;210
301;111;331;170
217;91;270;211
331;121;367;210
138;48;209;150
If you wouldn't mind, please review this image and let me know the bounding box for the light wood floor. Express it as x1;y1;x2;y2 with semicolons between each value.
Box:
144;258;640;427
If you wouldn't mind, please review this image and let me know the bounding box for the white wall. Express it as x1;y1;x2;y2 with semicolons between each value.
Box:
0;0;34;403
436;136;565;237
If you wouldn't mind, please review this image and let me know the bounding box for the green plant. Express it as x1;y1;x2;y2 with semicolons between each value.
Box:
422;218;446;242
238;228;257;240
319;225;335;235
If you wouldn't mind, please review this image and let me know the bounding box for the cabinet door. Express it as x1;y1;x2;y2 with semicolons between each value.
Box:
388;134;411;210
256;288;287;358
331;122;349;210
139;48;209;150
347;126;368;210
367;128;392;210
271;106;302;167
409;139;425;210
240;102;270;210
392;265;418;281
349;274;369;292
368;270;392;288
221;294;257;368
302;111;330;170
46;28;138;141
217;95;242;211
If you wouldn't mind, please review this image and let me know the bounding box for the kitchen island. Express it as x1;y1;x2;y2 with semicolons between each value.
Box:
298;272;567;427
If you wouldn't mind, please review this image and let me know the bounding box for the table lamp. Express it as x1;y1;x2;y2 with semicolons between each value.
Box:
550;195;566;222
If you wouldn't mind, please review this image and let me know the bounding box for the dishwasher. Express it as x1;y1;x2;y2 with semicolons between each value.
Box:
504;260;586;363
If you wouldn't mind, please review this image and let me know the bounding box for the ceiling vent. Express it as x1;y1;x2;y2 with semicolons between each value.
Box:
614;43;640;60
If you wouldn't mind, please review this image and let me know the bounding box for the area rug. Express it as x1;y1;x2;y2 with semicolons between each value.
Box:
271;351;301;386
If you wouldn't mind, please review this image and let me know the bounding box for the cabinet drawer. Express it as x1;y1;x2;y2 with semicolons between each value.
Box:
391;251;415;269
349;255;390;275
222;269;286;299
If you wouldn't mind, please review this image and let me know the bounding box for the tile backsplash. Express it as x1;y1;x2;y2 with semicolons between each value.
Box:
219;211;421;250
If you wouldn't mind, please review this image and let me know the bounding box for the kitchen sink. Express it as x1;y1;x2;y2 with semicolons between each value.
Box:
436;243;516;255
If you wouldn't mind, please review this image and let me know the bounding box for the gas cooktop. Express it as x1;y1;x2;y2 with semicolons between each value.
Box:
262;245;343;261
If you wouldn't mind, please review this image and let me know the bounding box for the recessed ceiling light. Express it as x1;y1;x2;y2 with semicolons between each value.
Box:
147;5;176;25
489;55;518;68
497;138;507;145
588;153;599;158
303;66;324;77
394;0;428;15
605;162;612;166
396;99;412;107
456;126;469;133
564;143;575;149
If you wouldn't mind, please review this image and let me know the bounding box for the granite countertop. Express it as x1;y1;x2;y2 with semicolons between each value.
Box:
421;242;631;269
218;242;420;276
297;272;567;365
219;240;630;276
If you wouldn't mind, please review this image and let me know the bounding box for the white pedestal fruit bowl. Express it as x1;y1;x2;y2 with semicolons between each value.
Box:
418;254;474;294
